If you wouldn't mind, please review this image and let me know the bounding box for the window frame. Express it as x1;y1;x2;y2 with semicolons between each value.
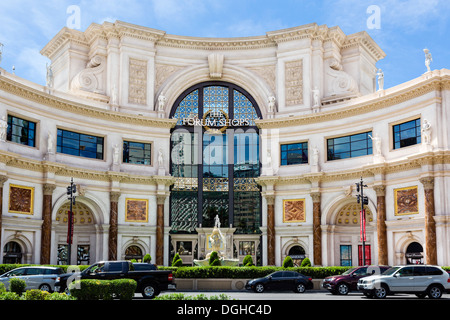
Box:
392;118;421;150
6;114;38;148
326;131;373;161
122;140;152;165
56;128;104;160
280;141;309;166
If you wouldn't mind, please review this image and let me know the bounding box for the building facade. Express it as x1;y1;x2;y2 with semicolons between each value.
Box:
0;21;449;267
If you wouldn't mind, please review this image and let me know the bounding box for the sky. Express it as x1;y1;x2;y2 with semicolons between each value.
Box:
0;0;449;90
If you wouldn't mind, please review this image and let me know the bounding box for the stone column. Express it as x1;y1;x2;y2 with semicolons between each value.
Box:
109;192;120;261
0;175;7;251
373;185;388;265
311;192;322;266
40;184;56;264
420;177;437;265
266;195;275;266
156;195;166;265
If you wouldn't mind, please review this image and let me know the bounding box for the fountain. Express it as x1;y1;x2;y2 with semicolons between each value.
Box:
193;215;239;266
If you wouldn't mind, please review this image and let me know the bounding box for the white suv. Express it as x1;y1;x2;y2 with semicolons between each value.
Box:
357;265;450;299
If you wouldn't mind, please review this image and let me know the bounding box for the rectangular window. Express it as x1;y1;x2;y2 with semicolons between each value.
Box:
340;245;352;266
123;141;151;165
280;142;308;165
327;132;372;161
393;118;421;149
57;129;104;159
6;115;36;147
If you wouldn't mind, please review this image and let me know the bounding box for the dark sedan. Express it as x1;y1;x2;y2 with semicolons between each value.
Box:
245;271;313;293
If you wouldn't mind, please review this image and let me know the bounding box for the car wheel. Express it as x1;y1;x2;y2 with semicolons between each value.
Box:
39;284;52;292
427;285;443;299
373;284;388;299
294;283;306;293
141;283;159;299
254;283;265;293
337;283;349;295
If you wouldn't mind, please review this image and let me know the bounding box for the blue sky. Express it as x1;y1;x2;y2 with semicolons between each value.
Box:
0;0;449;90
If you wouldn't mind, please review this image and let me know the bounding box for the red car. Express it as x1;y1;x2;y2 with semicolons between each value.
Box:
322;266;390;295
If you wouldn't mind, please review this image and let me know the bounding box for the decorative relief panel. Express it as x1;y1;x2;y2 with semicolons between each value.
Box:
394;186;418;216
9;184;34;215
283;199;306;223
285;60;303;106
125;198;148;222
155;63;184;94
128;59;148;105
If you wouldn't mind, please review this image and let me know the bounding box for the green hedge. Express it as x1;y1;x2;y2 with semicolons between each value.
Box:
69;279;137;300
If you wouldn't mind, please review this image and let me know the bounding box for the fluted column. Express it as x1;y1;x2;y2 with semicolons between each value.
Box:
156;195;166;265
109;192;120;261
40;184;56;264
0;176;7;251
266;195;275;266
420;177;437;265
311;192;322;266
373;185;388;265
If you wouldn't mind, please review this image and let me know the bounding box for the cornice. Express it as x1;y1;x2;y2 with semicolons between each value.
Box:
0;76;177;129
256;73;448;129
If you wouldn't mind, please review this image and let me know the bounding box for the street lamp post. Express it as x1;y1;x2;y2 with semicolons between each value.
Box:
66;178;76;265
356;177;368;265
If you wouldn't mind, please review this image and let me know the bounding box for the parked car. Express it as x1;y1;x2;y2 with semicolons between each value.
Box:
55;260;175;299
322;265;390;295
245;271;313;293
357;265;450;299
0;266;64;292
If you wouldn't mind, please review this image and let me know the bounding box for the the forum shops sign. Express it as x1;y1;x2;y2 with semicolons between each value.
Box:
181;110;252;134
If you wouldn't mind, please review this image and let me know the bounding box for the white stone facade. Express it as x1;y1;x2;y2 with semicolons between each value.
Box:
0;21;449;267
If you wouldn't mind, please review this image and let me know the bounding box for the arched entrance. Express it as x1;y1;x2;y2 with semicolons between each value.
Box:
2;241;22;264
124;245;143;261
288;245;306;266
54;201;97;265
406;242;424;264
169;81;262;264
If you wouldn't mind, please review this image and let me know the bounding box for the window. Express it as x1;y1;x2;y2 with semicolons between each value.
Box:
393;118;421;149
57;129;104;159
7;115;36;147
281;142;308;165
327;132;372;161
340;245;352;266
123;141;151;165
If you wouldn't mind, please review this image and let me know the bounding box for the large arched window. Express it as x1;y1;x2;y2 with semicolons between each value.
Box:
170;82;261;234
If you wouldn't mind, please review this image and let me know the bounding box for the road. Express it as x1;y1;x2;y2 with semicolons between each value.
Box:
143;290;450;300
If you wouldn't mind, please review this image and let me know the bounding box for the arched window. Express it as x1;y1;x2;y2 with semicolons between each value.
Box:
3;241;22;264
125;245;143;261
170;82;261;234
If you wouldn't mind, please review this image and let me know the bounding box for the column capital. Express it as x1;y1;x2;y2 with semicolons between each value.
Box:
110;191;121;202
157;193;168;205
310;192;321;203
264;194;275;205
43;183;56;196
373;185;386;196
419;176;434;190
0;175;7;187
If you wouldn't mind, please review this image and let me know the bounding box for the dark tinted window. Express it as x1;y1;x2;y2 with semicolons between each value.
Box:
57;129;104;159
413;266;427;276
271;272;283;278
107;263;123;272
25;268;43;275
44;268;63;275
133;264;157;271
393;119;421;149
426;267;443;276
398;266;414;276
7;115;36;147
327;131;372;161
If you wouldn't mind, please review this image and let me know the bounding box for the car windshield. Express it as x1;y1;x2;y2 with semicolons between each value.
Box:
383;267;401;275
341;268;357;275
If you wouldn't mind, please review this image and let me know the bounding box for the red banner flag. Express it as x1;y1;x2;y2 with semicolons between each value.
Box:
360;210;366;242
67;210;74;244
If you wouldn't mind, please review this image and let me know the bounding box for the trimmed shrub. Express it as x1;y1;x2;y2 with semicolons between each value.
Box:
300;257;311;267
69;279;137;300
282;256;294;268
242;255;254;267
208;251;221;266
0;292;21;300
23;289;50;300
9;277;26;295
0;282;5;294
172;253;183;267
143;254;152;263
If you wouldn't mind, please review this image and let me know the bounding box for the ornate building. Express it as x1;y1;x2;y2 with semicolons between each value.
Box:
0;21;449;267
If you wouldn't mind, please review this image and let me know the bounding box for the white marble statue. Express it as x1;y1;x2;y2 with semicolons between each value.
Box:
312;86;320;107
113;144;119;164
312;146;319;166
158;95;166;112
47;132;54;153
424;49;432;72
46;63;54;88
422;119;431;145
376;68;384;91
110;85;118;106
369;133;382;155
268;96;276;113
0;116;7;142
158;148;164;167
